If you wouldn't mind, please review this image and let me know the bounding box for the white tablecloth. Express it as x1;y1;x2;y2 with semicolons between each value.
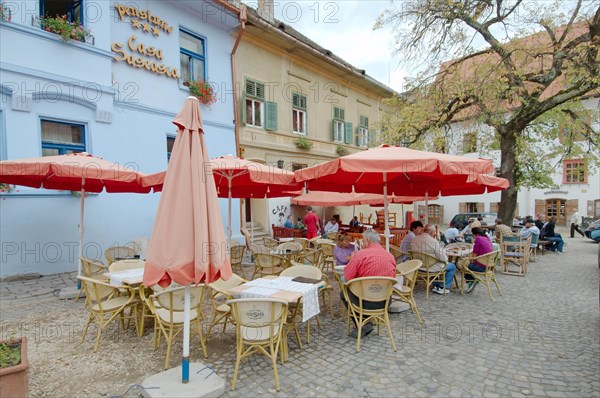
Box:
109;268;144;286
242;276;320;322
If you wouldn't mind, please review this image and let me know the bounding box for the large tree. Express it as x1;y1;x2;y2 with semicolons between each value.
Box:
376;0;599;222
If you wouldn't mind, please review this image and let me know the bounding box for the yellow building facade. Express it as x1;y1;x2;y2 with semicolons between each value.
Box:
233;8;397;236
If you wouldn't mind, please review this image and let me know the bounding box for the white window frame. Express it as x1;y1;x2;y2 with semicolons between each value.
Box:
246;98;264;128
333;120;344;143
292;108;306;135
358;127;369;146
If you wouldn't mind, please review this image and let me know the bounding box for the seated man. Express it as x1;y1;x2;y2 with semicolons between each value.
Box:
520;218;540;246
410;224;456;295
444;223;463;244
349;216;360;227
342;229;396;337
324;217;339;234
283;215;294;229
494;218;514;242
399;221;423;262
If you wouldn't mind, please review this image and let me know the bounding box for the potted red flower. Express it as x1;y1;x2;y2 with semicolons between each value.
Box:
184;79;217;106
0;337;28;398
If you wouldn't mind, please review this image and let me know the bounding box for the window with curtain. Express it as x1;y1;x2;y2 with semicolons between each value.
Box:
41;119;85;156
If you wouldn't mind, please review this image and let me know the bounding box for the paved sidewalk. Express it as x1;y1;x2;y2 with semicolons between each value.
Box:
1;234;598;397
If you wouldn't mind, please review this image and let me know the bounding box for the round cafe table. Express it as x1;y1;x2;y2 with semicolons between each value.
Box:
269;248;303;267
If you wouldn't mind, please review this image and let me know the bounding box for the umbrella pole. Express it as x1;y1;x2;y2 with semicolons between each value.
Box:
77;177;86;290
182;285;190;383
383;172;390;251
425;191;429;225
250;195;254;244
228;177;232;248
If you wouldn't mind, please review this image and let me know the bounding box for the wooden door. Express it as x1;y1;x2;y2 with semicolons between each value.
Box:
428;204;443;225
545;199;567;225
535;200;545;218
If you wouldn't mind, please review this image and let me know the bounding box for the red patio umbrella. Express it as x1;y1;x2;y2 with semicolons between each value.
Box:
143;155;303;245
294;145;509;249
143;97;231;382
0;152;150;285
291;190;435;206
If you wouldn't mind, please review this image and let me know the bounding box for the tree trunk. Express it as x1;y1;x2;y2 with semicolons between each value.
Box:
498;127;518;223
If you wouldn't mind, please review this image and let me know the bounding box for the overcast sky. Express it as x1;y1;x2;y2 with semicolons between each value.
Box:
242;0;406;92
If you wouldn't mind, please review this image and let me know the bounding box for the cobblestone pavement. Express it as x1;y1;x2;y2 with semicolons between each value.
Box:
1;230;598;397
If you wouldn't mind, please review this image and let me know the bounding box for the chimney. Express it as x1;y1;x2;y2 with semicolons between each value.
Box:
257;0;274;23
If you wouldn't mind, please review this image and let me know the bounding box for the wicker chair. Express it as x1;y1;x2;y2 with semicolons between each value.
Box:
457;251;502;300
146;285;208;369
227;298;288;391
409;251;447;301
104;245;137;265
392;259;423;323
230;244;246;277
252;253;286;279
78;276;138;352
205;274;248;343
346;276;397;352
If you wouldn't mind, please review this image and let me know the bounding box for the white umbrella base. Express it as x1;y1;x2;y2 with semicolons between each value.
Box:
388;301;410;313
142;362;225;398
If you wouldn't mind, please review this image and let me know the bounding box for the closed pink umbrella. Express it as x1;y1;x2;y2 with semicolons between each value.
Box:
143;97;231;382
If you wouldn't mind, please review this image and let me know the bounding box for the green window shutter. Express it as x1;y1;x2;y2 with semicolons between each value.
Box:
265;101;277;131
256;82;265;100
245;80;255;97
293;93;307;110
332;120;337;141
344;122;353;144
241;91;247;126
368;129;375;147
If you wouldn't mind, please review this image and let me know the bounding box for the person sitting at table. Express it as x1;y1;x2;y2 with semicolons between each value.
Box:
520;218;540;243
540;216;565;253
494;218;514;242
462;227;494;293
294;217;306;235
349;216;360;227
535;214;546;231
324;217;339;234
399;221;424;262
461;218;480;243
444;223;463;244
283;215;294;229
410;224;456;295
333;234;357;266
342;228;396;338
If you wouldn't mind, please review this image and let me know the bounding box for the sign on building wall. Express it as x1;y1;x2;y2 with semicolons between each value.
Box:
111;3;180;79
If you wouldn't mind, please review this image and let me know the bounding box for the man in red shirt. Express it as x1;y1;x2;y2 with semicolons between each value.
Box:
304;207;320;239
342;228;396;337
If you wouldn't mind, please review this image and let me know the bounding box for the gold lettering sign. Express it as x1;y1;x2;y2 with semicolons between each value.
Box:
115;3;173;35
112;36;179;79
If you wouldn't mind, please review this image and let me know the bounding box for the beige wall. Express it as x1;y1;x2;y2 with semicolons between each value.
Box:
235;32;392;232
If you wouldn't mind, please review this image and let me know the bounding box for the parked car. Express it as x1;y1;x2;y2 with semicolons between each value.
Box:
584;219;600;242
449;212;497;227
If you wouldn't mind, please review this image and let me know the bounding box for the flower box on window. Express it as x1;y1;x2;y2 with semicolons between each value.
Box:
38;15;90;42
184;79;217;106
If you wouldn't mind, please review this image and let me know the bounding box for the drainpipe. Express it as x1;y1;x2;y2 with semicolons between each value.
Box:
230;4;247;233
231;4;247;158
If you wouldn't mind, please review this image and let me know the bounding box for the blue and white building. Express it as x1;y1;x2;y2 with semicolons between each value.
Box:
0;0;241;276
